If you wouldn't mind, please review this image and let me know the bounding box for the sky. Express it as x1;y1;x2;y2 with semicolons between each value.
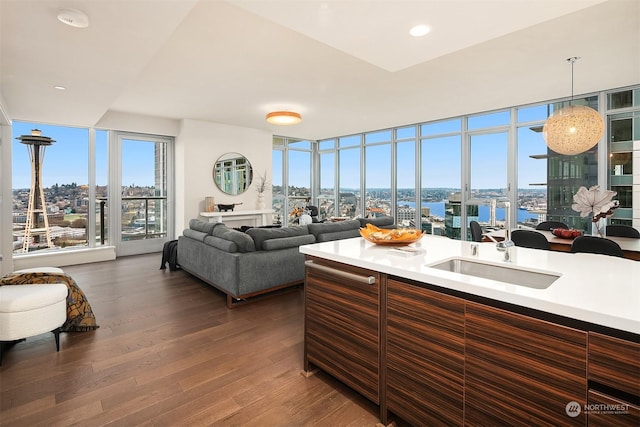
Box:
12;105;550;192
11;121;156;189
284;106;549;190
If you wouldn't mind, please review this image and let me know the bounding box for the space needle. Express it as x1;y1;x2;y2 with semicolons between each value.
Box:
16;129;55;252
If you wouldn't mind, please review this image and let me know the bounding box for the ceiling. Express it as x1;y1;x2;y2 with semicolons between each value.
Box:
1;0;638;140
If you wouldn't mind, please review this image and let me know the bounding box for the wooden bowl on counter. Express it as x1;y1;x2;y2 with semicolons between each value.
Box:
359;224;424;246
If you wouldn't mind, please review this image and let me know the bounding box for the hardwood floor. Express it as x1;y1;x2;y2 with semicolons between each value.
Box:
0;253;380;426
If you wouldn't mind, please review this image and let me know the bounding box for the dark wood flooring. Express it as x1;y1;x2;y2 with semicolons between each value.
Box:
0;253;380;426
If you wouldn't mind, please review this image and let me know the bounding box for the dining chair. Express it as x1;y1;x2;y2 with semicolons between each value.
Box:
535;221;569;231
469;221;483;242
511;230;550;250
605;225;640;238
570;236;624;258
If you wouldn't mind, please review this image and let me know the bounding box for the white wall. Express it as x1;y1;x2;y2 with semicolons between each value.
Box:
175;119;273;232
0;124;13;275
96;111;180;137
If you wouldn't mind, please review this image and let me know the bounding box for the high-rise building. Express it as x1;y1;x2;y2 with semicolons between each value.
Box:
444;192;479;240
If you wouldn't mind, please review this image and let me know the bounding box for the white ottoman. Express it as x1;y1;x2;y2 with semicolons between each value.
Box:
0;283;68;365
12;267;65;275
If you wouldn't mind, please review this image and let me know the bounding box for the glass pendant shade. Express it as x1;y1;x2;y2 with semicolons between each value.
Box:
542;104;604;155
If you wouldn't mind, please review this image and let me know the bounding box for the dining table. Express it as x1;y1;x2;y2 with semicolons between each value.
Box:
482;229;640;261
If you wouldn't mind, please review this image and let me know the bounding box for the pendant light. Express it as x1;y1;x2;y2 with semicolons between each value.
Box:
542;57;604;156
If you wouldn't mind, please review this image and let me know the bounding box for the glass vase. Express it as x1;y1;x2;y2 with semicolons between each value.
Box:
257;193;265;210
592;218;606;238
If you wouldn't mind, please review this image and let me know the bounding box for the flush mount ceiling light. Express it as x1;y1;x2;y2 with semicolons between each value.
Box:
57;8;89;28
542;57;604;156
409;24;430;37
266;111;302;125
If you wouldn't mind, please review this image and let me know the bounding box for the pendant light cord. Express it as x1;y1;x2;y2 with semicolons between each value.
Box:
567;56;580;106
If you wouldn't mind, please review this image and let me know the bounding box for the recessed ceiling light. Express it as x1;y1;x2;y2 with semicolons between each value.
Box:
57;8;89;28
410;24;430;37
54;85;66;91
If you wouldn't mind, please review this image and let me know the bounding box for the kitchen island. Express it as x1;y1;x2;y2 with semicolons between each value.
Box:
299;235;640;426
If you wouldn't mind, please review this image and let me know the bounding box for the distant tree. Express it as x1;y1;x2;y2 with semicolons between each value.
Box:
71;218;87;228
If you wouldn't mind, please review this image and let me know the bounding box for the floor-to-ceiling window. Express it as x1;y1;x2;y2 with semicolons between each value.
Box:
396;126;417;228
421;119;462;238
318;138;336;221
272;136;313;226
338;135;361;219
115;132;172;256
272;138;284;224
272;85;639;238
365;130;392;217
94;129;109;246
11;122;173;257
465;110;511;240
606;88;639;227
12;123;90;254
545;96;600;232
516;104;549;228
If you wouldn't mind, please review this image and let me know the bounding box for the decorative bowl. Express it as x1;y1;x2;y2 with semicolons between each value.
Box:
551;228;583;240
359;225;424;246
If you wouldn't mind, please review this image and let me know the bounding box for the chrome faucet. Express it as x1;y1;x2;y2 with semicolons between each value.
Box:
496;201;514;261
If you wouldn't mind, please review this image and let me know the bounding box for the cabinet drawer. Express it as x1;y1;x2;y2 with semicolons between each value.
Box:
589;332;640;397
588;389;640;427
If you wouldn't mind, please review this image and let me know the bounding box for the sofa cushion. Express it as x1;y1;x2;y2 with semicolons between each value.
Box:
316;229;361;242
203;235;238;253
212;225;256;252
246;225;309;251
183;228;209;242
358;216;395;229
262;234;316;251
307;219;361;242
189;219;217;234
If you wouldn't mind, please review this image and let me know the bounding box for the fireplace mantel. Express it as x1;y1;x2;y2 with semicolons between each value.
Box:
199;209;274;227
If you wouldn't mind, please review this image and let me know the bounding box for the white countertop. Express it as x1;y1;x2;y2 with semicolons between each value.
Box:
299;235;640;334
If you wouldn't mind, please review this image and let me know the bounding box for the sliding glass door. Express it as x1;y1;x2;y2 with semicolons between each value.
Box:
113;132;173;256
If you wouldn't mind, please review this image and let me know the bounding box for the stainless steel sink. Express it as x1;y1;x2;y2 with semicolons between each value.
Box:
428;258;560;289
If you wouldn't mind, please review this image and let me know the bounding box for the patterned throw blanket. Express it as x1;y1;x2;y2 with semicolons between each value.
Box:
0;272;99;332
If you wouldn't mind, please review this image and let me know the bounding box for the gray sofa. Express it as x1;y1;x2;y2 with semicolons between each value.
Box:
177;216;394;307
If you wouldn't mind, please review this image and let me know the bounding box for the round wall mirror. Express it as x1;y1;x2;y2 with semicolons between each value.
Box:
213;152;253;195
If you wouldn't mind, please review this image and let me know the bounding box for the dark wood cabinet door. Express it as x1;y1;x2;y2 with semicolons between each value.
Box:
304;258;380;403
385;279;465;426
465;303;587;426
588;332;640;397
